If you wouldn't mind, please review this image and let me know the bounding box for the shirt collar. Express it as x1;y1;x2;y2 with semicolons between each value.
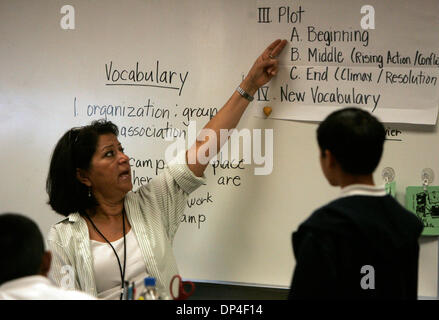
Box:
67;212;81;223
339;184;387;199
0;275;53;291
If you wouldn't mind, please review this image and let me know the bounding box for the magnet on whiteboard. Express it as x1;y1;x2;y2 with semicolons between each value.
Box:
421;168;434;191
263;106;272;117
381;167;395;183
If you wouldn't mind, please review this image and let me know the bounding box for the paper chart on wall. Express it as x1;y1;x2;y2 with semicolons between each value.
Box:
253;0;439;125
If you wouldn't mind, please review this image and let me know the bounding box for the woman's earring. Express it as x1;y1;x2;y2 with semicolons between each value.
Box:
88;188;92;198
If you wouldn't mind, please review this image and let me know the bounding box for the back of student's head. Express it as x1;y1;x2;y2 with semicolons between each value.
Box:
317;107;386;175
0;213;45;285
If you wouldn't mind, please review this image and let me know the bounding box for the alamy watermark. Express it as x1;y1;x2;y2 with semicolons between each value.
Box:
360;265;375;290
60;5;75;30
60;264;75;290
164;121;274;176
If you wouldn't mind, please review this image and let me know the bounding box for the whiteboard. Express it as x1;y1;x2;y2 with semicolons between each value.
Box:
0;0;438;297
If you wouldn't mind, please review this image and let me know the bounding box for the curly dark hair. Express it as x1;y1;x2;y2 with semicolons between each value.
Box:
46;119;119;216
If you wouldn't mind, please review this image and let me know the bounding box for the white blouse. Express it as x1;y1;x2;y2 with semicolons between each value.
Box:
91;229;147;300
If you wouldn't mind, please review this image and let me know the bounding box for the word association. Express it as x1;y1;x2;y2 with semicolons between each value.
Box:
105;61;189;96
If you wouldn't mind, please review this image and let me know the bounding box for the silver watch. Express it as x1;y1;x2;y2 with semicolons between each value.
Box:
236;86;254;102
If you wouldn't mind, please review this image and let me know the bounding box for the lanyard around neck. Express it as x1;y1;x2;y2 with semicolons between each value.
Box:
85;210;127;300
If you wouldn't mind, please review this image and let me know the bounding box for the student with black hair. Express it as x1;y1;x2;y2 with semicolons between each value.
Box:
0;213;95;299
289;107;423;300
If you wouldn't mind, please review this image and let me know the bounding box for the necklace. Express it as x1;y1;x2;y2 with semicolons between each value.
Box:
84;209;127;300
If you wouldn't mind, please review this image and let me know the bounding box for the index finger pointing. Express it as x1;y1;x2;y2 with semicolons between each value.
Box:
262;39;282;59
270;39;288;58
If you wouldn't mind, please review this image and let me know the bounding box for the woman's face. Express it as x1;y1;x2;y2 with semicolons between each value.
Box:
82;133;132;201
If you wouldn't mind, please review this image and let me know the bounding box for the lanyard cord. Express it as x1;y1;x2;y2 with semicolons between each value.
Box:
85;210;127;300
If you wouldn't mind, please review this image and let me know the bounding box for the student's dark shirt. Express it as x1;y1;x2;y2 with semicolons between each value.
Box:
289;195;423;300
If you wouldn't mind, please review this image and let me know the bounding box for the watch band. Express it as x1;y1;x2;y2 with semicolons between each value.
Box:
236;86;254;102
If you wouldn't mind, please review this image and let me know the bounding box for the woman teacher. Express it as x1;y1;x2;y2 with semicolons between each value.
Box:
46;39;287;299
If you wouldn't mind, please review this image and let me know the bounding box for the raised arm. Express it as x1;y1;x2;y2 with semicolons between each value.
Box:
186;39;287;177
